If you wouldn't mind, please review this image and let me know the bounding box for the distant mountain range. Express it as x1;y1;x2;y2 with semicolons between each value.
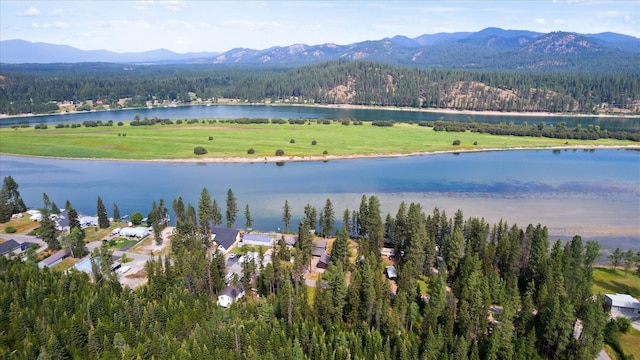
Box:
2;28;639;72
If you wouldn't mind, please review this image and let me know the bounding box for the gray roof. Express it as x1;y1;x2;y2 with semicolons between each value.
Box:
0;239;21;255
312;247;326;257
243;233;274;244
606;294;640;309
313;240;327;249
219;285;244;299
212;227;240;250
386;265;397;278
56;209;70;229
319;253;331;265
40;250;71;266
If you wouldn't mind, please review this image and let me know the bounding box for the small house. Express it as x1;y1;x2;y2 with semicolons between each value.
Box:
212;227;240;253
604;294;640;317
386;265;397;280
38;249;71;268
312;240;327;257
317;254;331;269
0;239;23;258
217;285;245;308
243;233;275;247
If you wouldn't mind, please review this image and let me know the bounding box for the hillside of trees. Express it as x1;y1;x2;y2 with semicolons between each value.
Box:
1;61;638;115
1;186;618;359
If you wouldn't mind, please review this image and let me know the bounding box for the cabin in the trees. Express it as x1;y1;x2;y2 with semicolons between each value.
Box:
386;265;397;280
212;227;240;253
312;240;327;257
217;285;244;308
38;249;71;268
604;293;640;318
242;233;275;247
317;254;331;269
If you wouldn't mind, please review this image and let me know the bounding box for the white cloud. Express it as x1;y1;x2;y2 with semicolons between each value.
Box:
535;18;546;24
96;19;151;30
42;22;71;29
48;9;64;16
23;6;40;16
554;18;567;24
31;22;39;28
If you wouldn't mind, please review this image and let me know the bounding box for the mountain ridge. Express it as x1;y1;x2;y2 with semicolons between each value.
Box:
2;28;639;72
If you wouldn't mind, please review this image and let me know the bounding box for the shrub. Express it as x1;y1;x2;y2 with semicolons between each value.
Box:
452;139;461;146
122;133;126;137
312;140;317;145
118;133;121;136
323;150;329;155
130;211;143;225
290;139;295;144
5;226;17;234
209;136;213;141
55;124;65;129
176;119;183;124
247;148;255;154
117;121;124;126
194;146;208;155
473;141;478;145
275;149;285;156
341;119;351;125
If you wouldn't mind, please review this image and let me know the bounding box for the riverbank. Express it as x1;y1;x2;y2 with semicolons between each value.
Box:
3;144;639;164
2;101;639;120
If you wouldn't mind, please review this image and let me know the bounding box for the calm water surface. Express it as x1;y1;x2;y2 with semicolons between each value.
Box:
2;105;639;131
1;149;638;248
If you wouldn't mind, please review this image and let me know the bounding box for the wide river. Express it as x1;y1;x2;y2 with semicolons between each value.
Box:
1;104;640;131
1;105;639;251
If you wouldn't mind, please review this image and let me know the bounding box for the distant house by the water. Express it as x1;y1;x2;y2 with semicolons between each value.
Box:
212;227;240;253
312;240;327;257
318;254;331;269
242;233;274;247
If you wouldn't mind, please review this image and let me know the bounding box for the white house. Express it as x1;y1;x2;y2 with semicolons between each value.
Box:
604;294;640;318
217;285;245;308
242;233;275;247
119;227;151;238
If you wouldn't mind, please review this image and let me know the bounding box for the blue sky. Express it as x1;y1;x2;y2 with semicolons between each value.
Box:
1;1;638;53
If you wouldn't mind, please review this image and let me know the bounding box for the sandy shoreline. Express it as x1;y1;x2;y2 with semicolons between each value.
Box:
1;102;639;120
2;144;639;164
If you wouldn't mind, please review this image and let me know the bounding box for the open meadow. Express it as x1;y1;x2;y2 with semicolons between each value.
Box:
1;120;637;161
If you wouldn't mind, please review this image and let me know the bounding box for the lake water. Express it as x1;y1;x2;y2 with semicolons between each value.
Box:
1;149;639;250
2;104;639;132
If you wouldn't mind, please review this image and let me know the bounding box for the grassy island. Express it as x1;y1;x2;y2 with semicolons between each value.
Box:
0;119;637;161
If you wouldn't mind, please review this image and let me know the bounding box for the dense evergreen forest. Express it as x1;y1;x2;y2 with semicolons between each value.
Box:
1;61;638;115
1;190;615;359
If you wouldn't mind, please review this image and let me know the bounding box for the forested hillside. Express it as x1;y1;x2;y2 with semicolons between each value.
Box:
1;194;611;359
1;61;639;115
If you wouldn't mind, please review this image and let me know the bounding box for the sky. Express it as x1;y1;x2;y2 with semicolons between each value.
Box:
1;1;638;54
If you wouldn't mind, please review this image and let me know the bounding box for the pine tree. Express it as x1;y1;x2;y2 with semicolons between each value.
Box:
40;207;59;250
96;196;109;228
282;200;291;233
0;175;27;222
225;188;237;228
198;187;213;234
330;227;351;269
112;202;120;222
212;199;222;226
320;198;335;237
244;204;252;229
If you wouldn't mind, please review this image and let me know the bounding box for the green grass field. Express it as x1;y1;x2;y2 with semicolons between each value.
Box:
592;267;640;297
1;120;636;161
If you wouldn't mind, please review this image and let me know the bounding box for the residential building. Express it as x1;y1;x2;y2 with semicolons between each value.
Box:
604;293;640;318
217;285;244;308
212;227;240;253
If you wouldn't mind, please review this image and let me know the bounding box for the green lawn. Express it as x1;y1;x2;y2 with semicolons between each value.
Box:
620;328;640;360
592;267;640;297
1;120;636;161
103;237;139;250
